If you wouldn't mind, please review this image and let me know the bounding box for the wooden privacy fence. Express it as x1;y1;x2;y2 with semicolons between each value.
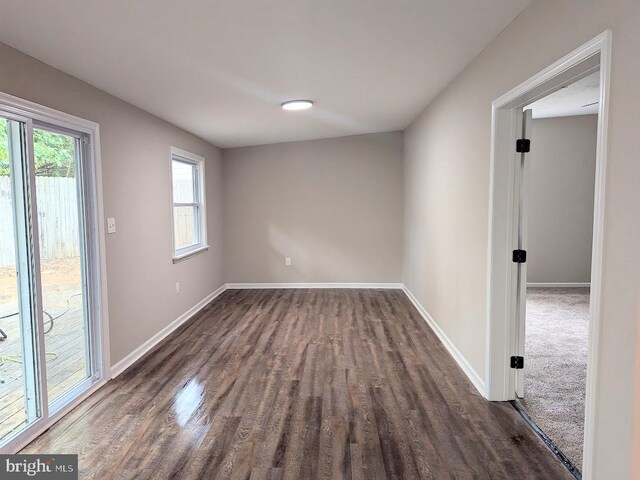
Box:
173;178;198;249
0;176;80;266
0;177;198;266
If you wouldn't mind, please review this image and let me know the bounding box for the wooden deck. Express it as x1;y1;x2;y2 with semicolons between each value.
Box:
0;295;88;441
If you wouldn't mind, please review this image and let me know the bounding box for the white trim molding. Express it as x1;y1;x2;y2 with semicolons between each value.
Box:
0;91;99;134
110;284;227;378
172;244;209;263
170;146;208;262
0;91;110;454
225;282;486;396
226;282;403;289
527;282;591;288
402;286;486;397
112;282;400;378
485;31;611;478
111;282;402;378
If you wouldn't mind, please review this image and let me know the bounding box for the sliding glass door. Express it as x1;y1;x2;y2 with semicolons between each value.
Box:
0;114;42;444
33;125;93;409
0;109;102;450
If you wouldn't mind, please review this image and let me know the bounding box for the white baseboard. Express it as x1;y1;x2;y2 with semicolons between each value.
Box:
402;285;486;397
527;282;591;288
110;281;486;402
226;282;403;290
110;283;227;378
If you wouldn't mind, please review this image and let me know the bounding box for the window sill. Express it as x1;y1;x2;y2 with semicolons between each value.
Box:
172;245;209;263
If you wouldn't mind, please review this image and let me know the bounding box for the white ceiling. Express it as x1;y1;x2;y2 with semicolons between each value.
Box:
527;71;601;119
0;0;532;148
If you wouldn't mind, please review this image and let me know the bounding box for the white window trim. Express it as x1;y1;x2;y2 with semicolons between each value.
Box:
170;146;208;263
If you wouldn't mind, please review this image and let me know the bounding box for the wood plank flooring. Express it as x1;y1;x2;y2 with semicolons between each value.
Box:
22;289;572;479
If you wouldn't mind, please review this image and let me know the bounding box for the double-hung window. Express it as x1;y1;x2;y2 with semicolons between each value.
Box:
171;147;207;261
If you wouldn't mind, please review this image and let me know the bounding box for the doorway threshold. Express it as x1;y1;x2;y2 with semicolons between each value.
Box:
510;400;582;480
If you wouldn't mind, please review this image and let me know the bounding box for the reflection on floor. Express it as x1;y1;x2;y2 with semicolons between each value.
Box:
23;289;572;479
523;287;589;470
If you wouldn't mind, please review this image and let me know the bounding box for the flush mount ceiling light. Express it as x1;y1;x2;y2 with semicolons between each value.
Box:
281;100;313;111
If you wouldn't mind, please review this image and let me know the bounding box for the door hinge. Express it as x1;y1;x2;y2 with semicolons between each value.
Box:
516;138;531;153
510;356;524;369
512;249;527;263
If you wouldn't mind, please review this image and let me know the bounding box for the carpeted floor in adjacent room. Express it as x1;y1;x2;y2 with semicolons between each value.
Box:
521;287;590;470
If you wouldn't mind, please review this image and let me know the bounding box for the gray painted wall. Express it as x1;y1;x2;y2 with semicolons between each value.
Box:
403;0;640;477
528;115;598;284
0;43;224;365
2;1;639;477
223;133;404;284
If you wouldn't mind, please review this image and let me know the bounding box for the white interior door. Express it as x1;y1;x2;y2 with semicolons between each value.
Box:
514;108;532;398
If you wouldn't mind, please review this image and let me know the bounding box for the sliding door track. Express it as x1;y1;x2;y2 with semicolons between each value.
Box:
510;400;582;480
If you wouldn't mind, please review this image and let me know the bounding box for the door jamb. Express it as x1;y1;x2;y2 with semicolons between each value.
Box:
485;30;611;478
0;91;110;454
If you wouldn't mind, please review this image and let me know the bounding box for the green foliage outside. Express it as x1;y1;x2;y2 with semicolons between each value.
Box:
0;119;76;177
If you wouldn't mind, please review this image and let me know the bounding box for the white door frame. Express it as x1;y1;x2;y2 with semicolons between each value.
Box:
0;91;111;453
513;107;533;399
485;31;611;478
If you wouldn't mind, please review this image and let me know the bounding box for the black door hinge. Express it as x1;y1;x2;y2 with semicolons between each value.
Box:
510;356;524;369
512;249;527;263
516;138;531;153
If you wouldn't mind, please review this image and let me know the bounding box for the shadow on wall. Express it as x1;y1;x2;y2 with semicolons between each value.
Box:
223;132;404;284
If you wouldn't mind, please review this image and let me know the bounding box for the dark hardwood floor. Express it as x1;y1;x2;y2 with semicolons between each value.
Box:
22;289;571;479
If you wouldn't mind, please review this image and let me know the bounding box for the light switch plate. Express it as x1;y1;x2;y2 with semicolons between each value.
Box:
107;217;116;234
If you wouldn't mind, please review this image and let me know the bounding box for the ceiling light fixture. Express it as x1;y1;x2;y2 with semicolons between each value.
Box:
281;100;313;111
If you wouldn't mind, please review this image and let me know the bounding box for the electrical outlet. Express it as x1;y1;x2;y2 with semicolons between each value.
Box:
285;257;292;266
176;282;180;294
107;217;116;234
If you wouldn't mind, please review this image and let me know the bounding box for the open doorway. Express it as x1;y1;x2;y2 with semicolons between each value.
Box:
486;32;611;479
511;71;600;476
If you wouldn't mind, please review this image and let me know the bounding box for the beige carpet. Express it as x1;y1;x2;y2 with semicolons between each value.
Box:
521;287;589;470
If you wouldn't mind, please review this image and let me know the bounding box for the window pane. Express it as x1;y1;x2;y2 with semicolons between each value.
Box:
174;206;198;250
172;159;195;203
33;127;91;407
0;117;34;441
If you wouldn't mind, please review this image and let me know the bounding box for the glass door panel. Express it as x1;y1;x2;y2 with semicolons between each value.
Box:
32;126;91;407
0;103;101;453
0;116;42;444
